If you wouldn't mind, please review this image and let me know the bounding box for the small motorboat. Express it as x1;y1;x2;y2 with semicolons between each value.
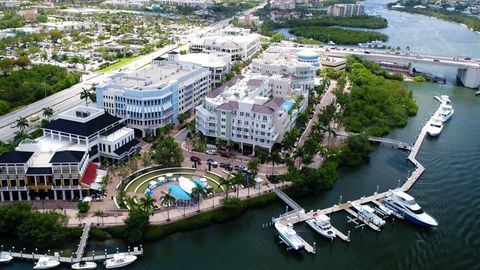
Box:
33;256;60;269
274;222;304;250
426;116;443;136
71;261;97;270
306;213;336;240
0;252;13;263
104;253;137;269
439;95;451;104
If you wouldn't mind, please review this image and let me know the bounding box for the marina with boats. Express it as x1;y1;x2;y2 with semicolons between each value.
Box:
270;96;446;254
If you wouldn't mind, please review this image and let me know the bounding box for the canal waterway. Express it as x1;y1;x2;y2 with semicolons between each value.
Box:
5;82;479;270
3;1;480;269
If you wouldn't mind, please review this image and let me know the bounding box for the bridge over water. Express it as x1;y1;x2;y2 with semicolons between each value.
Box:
323;49;480;88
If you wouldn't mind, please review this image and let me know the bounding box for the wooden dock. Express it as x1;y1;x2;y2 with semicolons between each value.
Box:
5;247;143;264
270;105;435;250
76;223;91;258
344;208;381;232
331;227;350;242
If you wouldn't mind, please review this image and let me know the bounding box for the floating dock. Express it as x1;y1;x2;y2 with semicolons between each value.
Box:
4;223;143;265
271;103;433;250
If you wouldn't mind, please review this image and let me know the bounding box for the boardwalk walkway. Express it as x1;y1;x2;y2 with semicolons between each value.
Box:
273;189;303;211
76;223;91;259
272;111;432;245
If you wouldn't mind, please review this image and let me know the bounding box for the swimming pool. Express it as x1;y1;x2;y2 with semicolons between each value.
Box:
281;101;294;111
168;185;191;200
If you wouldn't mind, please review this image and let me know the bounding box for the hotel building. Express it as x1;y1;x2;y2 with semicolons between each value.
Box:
195;74;309;152
0;106;140;202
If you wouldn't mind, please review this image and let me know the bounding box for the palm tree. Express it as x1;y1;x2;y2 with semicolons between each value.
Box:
219;177;231;199
139;195;156;215
190;183;207;212
160;192;176;221
247;157;260;176
42;107;54;120
93;210;103;224
16;116;28;131
230;172;244;198
80;87;90;107
325;125;337;147
268;151;281;175
125;196;137;209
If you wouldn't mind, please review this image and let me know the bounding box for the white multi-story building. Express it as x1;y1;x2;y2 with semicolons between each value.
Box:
252;47;321;90
272;0;296;10
153;0;213;8
195;74;308;152
96;52;211;136
327;4;365;17
176;53;231;86
189;31;261;62
0;106;140;202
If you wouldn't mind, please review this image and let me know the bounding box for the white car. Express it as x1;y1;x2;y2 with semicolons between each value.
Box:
205;149;216;155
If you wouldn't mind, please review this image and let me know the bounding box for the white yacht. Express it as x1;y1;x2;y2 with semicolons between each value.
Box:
426;116;443;136
33;256;60;269
383;189;438;227
434;103;454;122
274;223;305;251
0;252;13;263
439;95;451;104
104;253;137;269
350;202;386;227
71;261;97;270
306;213;336;240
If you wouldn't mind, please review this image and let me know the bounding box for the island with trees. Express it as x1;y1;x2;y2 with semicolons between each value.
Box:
288;27;388;45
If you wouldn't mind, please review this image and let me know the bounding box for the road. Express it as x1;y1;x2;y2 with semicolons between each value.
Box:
0;5;259;141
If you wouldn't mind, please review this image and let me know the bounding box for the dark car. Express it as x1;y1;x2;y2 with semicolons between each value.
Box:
220;162;233;171
190;156;201;165
207;159;218;167
234;165;245;171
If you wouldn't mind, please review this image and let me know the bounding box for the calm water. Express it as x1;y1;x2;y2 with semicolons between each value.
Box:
4;2;480;270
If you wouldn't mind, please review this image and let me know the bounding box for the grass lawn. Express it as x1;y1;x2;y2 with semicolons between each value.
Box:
97;56;139;73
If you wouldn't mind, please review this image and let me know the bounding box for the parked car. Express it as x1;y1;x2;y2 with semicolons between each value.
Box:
234;165;245;171
218;150;232;158
205;149;216;155
190;156;201;164
220;162;233;171
207;159;218;167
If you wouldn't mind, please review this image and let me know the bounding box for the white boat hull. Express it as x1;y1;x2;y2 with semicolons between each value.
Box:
0;255;13;263
72;262;97;270
33;261;60;269
306;219;336;240
105;255;137;269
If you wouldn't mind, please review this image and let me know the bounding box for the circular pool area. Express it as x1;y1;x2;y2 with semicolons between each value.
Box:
120;167;225;208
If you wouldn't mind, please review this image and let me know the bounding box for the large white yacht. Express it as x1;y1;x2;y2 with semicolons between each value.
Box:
104;253;137;269
33;256;60;269
426;116;443;136
0;252;13;263
434;103;454;122
274;223;305;250
350;202;386;227
383;189;438;227
306;213;336;240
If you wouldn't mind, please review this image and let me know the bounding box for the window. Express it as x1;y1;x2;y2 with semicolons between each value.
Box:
246;113;250;117
240;112;244;116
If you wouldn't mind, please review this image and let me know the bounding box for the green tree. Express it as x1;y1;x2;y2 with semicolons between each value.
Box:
17;211;69;249
152;136;184;167
77;201;90;213
281;129;299;152
15;56;31;70
176;112;189;126
268;151;282;175
190;183;207;212
139;195;156;215
271;33;285;42
42;107;54;120
0;58;14;77
247;157;260;175
160;192;176;221
16;116;28;131
219;177;231;199
123;207;150;243
93;210;104;224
